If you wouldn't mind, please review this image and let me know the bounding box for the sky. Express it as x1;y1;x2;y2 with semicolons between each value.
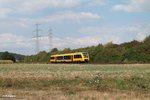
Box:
0;0;150;55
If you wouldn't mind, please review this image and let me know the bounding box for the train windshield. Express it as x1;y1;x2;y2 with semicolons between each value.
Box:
82;52;89;58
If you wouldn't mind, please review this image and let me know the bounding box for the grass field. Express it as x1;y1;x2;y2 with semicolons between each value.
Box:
0;64;150;100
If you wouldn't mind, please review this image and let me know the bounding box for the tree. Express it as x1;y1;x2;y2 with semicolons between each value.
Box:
144;36;150;43
61;48;71;53
1;51;16;62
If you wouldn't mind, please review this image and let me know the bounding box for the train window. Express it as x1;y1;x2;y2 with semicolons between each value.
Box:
74;54;82;58
82;52;88;58
64;56;71;60
57;56;63;60
50;57;55;59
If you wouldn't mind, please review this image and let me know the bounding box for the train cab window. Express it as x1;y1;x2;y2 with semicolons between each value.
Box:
74;54;82;58
82;52;88;58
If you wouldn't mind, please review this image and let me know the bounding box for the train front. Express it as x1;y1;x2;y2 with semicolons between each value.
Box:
82;52;90;62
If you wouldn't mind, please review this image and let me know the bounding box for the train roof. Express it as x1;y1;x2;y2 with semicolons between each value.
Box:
51;52;88;57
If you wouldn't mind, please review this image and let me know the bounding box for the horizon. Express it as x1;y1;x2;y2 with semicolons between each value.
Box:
0;36;148;56
0;0;150;55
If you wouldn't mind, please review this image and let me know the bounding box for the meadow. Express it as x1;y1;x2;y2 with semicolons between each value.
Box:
0;64;150;100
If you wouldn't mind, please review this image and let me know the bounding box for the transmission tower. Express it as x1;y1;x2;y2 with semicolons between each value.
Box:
49;28;53;51
33;23;41;54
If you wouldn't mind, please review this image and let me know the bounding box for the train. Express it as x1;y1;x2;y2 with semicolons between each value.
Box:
50;52;89;63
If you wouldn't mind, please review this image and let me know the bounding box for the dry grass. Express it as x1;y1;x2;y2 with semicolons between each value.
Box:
0;89;150;100
0;64;150;100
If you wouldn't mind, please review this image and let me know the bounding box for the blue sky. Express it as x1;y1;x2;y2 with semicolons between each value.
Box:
0;0;150;55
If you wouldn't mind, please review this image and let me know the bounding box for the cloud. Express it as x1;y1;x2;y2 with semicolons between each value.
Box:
39;35;101;51
113;0;150;12
0;0;106;16
0;11;100;28
79;27;123;44
18;0;81;13
0;33;33;50
86;0;107;6
40;12;100;23
80;25;145;35
0;0;81;15
0;8;12;18
79;24;150;43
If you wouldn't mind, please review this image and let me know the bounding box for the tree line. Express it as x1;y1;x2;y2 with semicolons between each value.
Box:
23;35;150;63
0;51;25;62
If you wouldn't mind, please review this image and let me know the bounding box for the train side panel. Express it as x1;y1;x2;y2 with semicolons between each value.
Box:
50;52;89;63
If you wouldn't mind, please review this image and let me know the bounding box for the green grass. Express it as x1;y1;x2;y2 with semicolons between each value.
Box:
0;64;150;99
